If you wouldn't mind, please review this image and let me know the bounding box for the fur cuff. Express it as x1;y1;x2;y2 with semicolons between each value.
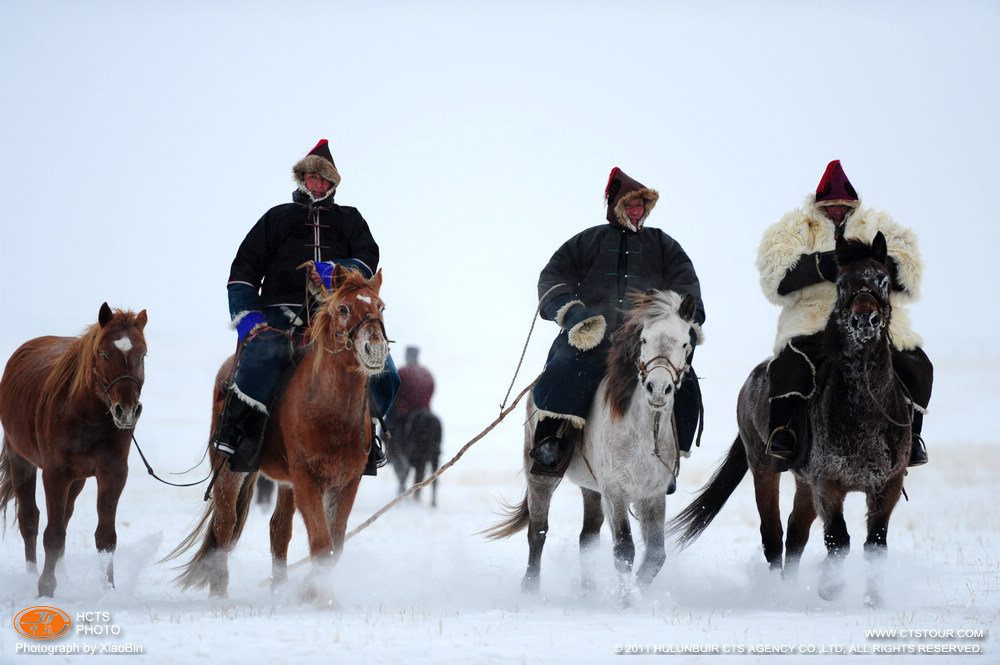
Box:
555;299;585;328
568;314;606;351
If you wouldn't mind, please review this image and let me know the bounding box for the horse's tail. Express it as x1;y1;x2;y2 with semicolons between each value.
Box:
160;471;258;591
480;494;529;540
666;434;749;549
0;438;14;532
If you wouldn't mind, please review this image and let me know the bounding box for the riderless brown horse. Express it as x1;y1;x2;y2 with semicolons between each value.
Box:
0;303;148;597
167;265;389;599
668;232;912;607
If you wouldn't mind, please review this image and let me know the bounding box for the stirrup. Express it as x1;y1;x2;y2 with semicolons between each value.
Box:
766;426;796;473
907;434;928;467
212;440;237;458
766;426;796;459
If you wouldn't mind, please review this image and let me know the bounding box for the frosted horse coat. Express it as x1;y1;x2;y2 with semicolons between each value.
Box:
668;233;912;607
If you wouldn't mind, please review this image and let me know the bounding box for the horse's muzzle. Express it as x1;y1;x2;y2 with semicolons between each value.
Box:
111;400;142;429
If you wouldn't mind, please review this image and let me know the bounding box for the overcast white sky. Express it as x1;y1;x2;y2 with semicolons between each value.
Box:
1;1;997;434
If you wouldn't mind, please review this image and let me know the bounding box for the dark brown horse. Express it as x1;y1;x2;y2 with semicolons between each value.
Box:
0;303;148;597
668;232;912;607
167;265;389;599
385;409;442;506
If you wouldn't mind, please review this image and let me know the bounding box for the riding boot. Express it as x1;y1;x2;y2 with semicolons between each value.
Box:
766;395;804;473
529;417;575;477
908;411;928;467
212;397;253;459
213;395;269;473
363;420;386;477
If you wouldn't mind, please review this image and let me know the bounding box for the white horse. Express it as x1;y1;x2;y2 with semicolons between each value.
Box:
486;290;700;604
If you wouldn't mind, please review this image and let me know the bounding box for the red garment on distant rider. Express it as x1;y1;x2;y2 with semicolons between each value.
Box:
394;364;435;413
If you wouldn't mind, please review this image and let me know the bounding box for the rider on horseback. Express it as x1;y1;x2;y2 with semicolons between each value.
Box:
758;159;932;473
529;167;706;476
211;139;400;473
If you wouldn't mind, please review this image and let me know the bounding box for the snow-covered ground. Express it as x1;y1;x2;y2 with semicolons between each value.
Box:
1;343;996;665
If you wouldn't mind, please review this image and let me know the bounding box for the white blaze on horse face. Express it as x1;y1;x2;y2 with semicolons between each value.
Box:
113;336;133;356
356;295;372;304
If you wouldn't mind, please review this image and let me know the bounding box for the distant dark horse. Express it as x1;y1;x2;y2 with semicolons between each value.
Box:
668;233;912;607
0;303;148;597
385;409;442;506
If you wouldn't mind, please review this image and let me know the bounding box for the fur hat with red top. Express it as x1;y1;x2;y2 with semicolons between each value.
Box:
292;139;342;190
604;167;659;231
814;159;859;208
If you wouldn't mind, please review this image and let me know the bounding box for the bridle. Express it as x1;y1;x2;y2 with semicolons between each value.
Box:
326;312;389;354
92;367;143;411
842;285;891;333
636;354;689;391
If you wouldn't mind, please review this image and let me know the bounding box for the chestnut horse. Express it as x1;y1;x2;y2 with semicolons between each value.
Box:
167;265;389;599
0;303;148;597
668;233;912;607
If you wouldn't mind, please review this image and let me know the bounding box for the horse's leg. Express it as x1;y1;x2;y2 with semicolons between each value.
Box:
604;489;636;607
815;484;850;601
326;477;362;560
634;496;666;589
38;468;72;597
6;448;40;575
783;477;817;582
579;487;604;592
750;468;784;570
207;469;244;598
430;451;440;508
269;484;295;590
412;458;427;503
94;461;128;590
863;475;904;608
522;474;560;593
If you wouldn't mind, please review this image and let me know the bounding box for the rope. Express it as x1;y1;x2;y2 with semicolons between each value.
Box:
345;379;537;541
500;283;563;411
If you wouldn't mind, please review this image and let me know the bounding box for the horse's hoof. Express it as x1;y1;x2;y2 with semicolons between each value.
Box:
521;575;540;594
818;578;845;601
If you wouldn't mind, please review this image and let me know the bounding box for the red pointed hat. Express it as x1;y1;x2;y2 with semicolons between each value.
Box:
815;159;859;207
292;139;342;189
604;167;658;231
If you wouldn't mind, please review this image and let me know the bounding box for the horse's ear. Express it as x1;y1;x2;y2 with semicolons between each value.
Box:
136;309;148;331
330;263;351;290
369;268;383;293
678;293;696;322
99;302;113;328
871;231;888;265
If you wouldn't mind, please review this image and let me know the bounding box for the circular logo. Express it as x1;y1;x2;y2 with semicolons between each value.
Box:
14;606;72;640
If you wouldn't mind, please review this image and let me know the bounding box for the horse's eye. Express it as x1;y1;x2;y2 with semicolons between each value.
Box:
640;337;647;345
337;305;349;315
100;351;109;360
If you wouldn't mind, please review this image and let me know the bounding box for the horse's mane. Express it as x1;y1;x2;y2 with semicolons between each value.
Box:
38;309;142;414
604;290;686;420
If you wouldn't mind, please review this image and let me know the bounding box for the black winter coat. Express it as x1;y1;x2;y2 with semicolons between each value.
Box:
538;223;705;332
228;189;379;312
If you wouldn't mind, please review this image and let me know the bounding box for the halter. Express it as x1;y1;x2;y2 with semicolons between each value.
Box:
636;354;688;390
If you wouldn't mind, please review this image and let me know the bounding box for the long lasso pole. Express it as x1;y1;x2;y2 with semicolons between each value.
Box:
344;378;537;541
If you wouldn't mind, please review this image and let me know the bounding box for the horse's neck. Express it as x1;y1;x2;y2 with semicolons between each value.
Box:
826;338;897;404
300;349;368;403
